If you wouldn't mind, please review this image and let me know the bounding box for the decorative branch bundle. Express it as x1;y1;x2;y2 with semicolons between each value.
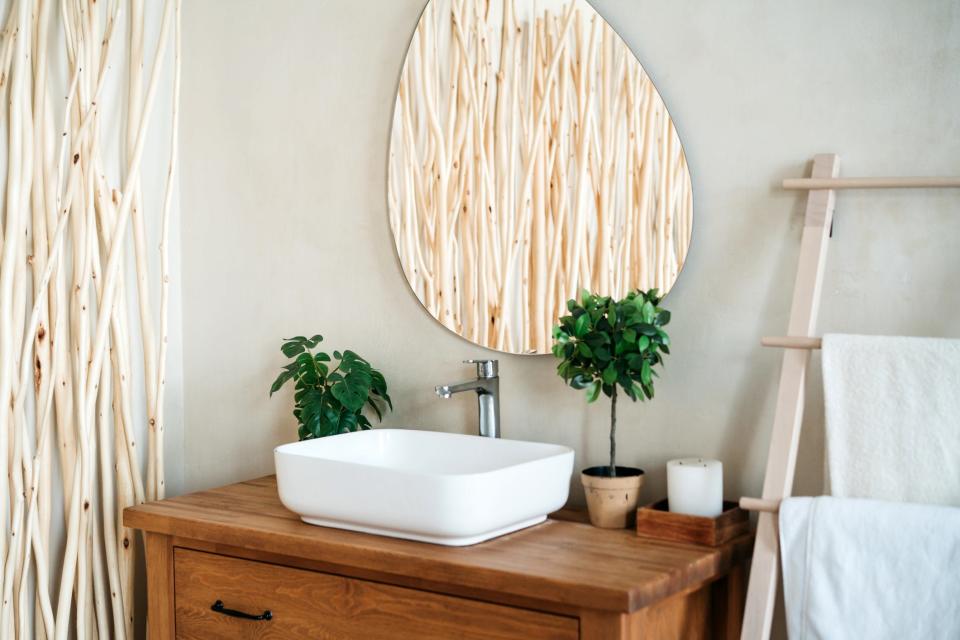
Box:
0;0;181;637
389;0;693;354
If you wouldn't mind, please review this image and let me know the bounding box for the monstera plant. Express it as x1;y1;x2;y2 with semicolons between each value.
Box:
553;289;671;528
270;335;392;440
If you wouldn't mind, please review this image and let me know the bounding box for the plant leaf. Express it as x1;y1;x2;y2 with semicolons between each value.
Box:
330;367;372;412
570;373;591;390
281;341;306;358
365;396;383;421
586;380;601;403
574;313;589;338
602;363;617;385
269;370;294;396
641;360;653;385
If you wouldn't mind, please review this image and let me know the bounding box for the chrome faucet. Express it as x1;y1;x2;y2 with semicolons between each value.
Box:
435;360;500;438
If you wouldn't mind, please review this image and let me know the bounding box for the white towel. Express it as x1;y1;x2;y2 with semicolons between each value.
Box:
780;496;960;640
822;334;960;506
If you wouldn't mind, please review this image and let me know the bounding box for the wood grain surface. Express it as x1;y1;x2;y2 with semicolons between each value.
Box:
174;548;578;639
126;476;752;614
635;500;750;546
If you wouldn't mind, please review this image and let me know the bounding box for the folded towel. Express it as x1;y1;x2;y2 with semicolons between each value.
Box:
822;334;960;506
780;496;960;640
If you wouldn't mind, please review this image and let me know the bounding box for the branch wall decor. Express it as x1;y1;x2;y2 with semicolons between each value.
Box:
388;0;693;354
0;0;180;637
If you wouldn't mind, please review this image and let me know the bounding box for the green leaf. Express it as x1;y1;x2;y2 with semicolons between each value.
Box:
637;323;658;336
641;361;653;385
366;396;383;421
586;380;601;403
624;328;637;343
574;313;590;338
330;368;372;412
602;363;617;385
281;341;306;358
339;411;359;434
578;342;592;358
370;370;393;410
269;370;294;396
584;332;609;348
570;374;591;390
641;301;655;323
637;335;651;351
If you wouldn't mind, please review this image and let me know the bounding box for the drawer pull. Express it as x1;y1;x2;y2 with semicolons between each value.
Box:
211;600;273;621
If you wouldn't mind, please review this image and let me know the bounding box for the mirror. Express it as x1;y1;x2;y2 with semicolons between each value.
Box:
388;0;692;354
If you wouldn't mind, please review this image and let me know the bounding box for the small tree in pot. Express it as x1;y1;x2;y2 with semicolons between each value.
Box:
553;290;671;528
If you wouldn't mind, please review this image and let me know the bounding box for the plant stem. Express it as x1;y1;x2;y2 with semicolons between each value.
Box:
609;386;617;476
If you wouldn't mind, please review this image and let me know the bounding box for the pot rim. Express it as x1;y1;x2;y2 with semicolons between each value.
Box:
581;465;644;478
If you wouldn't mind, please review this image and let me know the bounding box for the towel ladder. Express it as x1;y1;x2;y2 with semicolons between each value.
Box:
738;154;960;640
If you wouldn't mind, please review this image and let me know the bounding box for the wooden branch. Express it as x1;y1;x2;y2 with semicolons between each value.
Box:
0;0;178;636
154;0;182;503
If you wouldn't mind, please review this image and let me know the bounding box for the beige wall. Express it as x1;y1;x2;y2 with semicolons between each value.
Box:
179;0;960;508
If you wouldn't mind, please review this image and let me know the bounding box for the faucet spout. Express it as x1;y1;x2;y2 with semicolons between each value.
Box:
435;380;485;398
435;360;500;438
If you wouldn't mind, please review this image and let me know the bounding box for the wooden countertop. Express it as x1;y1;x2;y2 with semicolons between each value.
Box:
124;476;752;615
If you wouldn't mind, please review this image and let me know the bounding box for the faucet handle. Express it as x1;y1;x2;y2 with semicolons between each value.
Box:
463;359;498;379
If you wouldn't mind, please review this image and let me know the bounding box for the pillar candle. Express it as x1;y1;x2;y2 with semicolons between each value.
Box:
667;458;723;517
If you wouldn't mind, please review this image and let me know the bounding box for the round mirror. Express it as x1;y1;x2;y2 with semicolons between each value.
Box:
388;0;692;354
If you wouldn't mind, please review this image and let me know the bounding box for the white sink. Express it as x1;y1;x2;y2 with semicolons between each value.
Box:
275;429;574;546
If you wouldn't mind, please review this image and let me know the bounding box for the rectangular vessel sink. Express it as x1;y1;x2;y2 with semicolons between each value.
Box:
275;429;574;546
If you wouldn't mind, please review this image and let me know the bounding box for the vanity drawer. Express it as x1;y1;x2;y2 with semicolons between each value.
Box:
173;548;579;639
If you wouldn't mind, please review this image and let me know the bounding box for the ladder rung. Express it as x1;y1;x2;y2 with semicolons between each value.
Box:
760;336;822;350
739;497;781;513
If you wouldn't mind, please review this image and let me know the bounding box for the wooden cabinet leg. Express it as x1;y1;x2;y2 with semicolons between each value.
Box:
711;559;748;639
580;611;629;640
144;532;175;639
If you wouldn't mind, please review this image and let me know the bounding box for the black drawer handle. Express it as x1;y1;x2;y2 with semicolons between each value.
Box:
211;600;272;621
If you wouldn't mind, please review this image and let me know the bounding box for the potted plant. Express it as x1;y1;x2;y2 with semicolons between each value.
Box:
270;334;392;440
552;290;671;528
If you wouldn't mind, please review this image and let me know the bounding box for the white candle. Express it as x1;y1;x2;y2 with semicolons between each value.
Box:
667;458;723;517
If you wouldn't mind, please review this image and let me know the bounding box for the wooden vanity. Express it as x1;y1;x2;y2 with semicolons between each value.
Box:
124;476;752;639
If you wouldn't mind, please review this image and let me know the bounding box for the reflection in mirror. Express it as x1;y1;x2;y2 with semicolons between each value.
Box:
389;0;692;354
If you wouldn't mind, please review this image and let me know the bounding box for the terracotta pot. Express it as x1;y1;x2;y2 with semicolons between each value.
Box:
581;466;645;529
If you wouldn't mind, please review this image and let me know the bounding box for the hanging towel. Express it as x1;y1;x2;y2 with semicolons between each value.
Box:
821;333;960;506
780;496;960;640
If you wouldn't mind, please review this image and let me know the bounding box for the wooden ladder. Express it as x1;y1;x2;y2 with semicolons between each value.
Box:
738;154;960;639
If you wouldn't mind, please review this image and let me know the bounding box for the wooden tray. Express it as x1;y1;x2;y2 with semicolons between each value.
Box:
635;499;749;546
